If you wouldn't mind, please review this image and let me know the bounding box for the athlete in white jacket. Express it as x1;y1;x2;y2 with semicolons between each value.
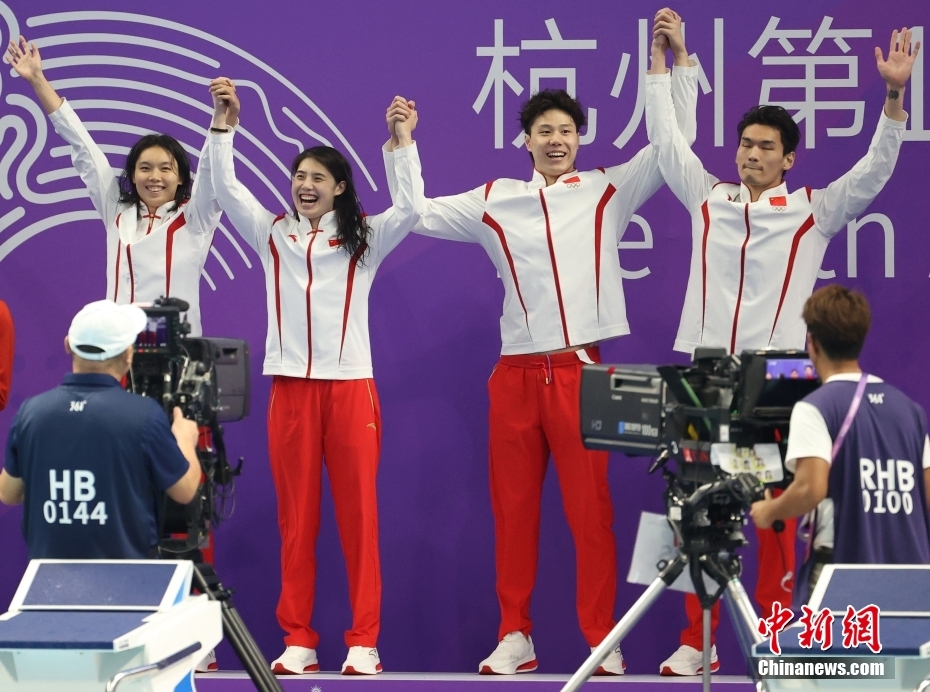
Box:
209;81;420;676
405;10;698;675
645;17;920;676
7;36;222;336
646;28;918;358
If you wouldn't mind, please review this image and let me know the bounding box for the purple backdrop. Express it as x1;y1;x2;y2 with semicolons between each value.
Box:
1;0;928;675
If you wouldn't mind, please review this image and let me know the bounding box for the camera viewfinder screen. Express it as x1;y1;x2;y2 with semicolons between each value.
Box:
765;358;817;381
136;316;169;350
757;358;819;408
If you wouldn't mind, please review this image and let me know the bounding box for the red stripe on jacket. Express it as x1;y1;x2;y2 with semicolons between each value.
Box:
700;200;711;339
539;189;570;347
339;243;369;363
163;214;186;297
304;232;320;377
593;184;617;311
268;236;283;358
481;212;532;338
730;205;752;354
769;214;816;345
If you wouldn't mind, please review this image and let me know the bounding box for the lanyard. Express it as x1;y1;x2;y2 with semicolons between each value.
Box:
831;373;869;462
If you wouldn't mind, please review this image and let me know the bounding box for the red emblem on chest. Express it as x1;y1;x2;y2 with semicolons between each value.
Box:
769;196;787;212
329;238;345;247
287;233;298;242
563;175;581;188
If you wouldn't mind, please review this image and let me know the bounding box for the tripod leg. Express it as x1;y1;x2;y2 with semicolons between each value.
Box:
722;577;770;692
192;564;285;692
218;602;285;692
723;577;765;652
702;607;712;692
560;556;685;692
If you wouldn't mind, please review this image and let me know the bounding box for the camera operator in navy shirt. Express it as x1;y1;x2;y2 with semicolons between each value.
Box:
752;285;930;604
0;300;202;559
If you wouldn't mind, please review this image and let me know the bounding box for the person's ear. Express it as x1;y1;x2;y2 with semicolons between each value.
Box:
64;336;73;355
806;333;819;358
783;151;795;172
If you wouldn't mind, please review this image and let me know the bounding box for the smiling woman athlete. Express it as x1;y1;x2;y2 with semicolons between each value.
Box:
207;79;420;676
6;36;222;336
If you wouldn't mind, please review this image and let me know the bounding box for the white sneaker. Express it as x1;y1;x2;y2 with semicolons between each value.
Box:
271;645;320;674
195;648;217;672
591;645;625;675
659;644;719;676
478;631;537;674
342;646;382;675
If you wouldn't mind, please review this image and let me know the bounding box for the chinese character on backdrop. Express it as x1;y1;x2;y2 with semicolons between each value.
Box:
749;16;872;148
473;18;598;149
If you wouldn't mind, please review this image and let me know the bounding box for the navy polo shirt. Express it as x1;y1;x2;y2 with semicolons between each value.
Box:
807;379;930;565
4;373;190;559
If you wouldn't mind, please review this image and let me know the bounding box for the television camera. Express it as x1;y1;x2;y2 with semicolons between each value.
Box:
564;349;821;692
129;298;283;691
581;346;819;562
128;297;250;556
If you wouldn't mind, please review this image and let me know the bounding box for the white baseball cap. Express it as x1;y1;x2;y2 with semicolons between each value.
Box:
68;300;147;361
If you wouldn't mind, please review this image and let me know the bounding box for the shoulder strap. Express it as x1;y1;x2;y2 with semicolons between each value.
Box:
830;373;869;462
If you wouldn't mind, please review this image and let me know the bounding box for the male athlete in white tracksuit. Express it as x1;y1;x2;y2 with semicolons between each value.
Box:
647;28;914;358
404;13;698;675
646;15;919;676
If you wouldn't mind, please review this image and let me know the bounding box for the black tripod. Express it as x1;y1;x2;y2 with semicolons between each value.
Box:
193;561;285;692
560;474;770;692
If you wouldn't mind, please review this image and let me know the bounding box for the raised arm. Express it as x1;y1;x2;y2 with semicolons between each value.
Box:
368;96;421;261
184;78;240;236
813;28;919;237
601;9;700;232
380;96;414;215
382;100;484;243
6;36;61;113
644;9;713;211
8;36;121;222
208;78;276;253
409;185;485;243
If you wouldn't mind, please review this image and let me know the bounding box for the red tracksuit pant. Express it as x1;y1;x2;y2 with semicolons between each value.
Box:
267;376;382;649
488;347;617;647
681;501;796;648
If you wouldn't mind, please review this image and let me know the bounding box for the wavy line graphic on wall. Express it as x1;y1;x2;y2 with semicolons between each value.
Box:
0;4;377;291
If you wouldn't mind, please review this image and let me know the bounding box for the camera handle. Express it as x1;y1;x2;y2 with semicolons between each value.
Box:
647;446;671;474
560;551;769;692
